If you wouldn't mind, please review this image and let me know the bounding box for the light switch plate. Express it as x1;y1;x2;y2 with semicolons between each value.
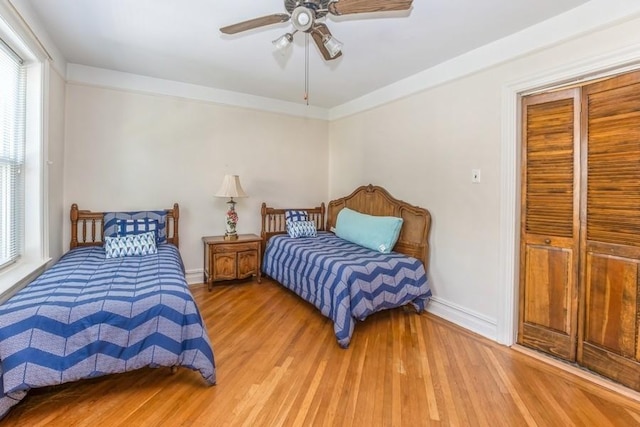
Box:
472;169;481;183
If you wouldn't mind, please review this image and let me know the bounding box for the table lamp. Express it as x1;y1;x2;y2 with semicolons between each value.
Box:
215;175;248;240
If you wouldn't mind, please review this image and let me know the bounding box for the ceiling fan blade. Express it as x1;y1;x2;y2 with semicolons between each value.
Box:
311;23;342;61
220;14;290;34
328;0;412;15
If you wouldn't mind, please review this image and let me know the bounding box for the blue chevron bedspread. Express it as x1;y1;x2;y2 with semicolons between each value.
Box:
0;245;215;419
262;232;431;347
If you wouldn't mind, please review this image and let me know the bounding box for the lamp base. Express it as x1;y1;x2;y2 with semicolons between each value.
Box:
224;198;239;239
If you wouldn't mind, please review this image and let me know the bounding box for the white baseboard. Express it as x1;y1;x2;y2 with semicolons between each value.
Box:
183;270;499;342
185;268;204;286
426;296;498;342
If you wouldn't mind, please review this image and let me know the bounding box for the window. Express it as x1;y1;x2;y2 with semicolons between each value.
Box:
0;39;25;270
0;11;45;301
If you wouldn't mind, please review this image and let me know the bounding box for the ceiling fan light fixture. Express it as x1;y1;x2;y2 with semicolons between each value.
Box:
322;34;343;58
221;0;415;61
272;32;294;52
291;7;314;32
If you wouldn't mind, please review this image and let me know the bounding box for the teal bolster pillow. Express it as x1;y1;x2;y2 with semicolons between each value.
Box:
334;207;403;254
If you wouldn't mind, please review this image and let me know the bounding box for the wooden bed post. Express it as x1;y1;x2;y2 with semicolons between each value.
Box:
261;203;267;240
70;204;79;249
261;203;267;254
173;203;180;248
320;202;326;231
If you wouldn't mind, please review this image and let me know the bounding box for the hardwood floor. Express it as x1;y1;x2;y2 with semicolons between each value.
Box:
3;279;640;426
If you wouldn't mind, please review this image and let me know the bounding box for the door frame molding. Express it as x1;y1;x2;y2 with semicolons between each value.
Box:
497;43;640;345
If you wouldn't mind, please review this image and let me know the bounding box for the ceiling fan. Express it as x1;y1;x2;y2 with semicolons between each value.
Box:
220;0;414;61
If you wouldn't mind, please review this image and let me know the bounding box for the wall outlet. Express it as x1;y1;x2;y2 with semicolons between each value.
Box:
472;169;481;183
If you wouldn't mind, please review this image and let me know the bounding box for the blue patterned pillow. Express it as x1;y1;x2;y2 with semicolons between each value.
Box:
104;231;158;258
287;220;317;238
117;218;159;243
285;210;308;222
104;211;167;244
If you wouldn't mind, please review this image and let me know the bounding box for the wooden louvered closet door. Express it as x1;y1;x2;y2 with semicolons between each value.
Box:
518;89;581;361
578;71;640;390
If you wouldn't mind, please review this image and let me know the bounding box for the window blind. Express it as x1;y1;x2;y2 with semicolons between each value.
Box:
0;39;26;269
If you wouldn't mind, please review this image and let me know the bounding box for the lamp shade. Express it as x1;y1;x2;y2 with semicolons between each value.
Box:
272;33;293;52
323;35;343;58
215;175;248;198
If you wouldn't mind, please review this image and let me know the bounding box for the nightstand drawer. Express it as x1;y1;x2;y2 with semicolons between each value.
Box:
212;242;258;253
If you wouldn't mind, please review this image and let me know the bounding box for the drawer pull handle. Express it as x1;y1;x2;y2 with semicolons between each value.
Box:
544;239;551;244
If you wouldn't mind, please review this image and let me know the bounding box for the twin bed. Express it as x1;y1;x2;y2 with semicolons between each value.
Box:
0;204;215;419
261;184;432;347
0;185;431;418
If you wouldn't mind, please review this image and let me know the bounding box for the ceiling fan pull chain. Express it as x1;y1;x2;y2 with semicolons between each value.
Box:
304;32;310;105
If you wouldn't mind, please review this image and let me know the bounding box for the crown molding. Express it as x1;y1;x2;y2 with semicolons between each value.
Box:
66;64;330;121
328;0;640;120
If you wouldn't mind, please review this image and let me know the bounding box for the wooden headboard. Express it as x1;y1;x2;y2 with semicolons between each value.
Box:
327;185;432;271
70;203;180;249
260;203;326;253
260;184;432;270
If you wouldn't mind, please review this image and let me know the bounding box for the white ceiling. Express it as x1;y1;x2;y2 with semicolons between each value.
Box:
19;0;590;108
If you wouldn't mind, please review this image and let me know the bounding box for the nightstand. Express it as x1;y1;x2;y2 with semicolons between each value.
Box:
202;234;262;290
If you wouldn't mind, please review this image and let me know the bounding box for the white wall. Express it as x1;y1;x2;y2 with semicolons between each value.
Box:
63;84;329;277
329;15;640;340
